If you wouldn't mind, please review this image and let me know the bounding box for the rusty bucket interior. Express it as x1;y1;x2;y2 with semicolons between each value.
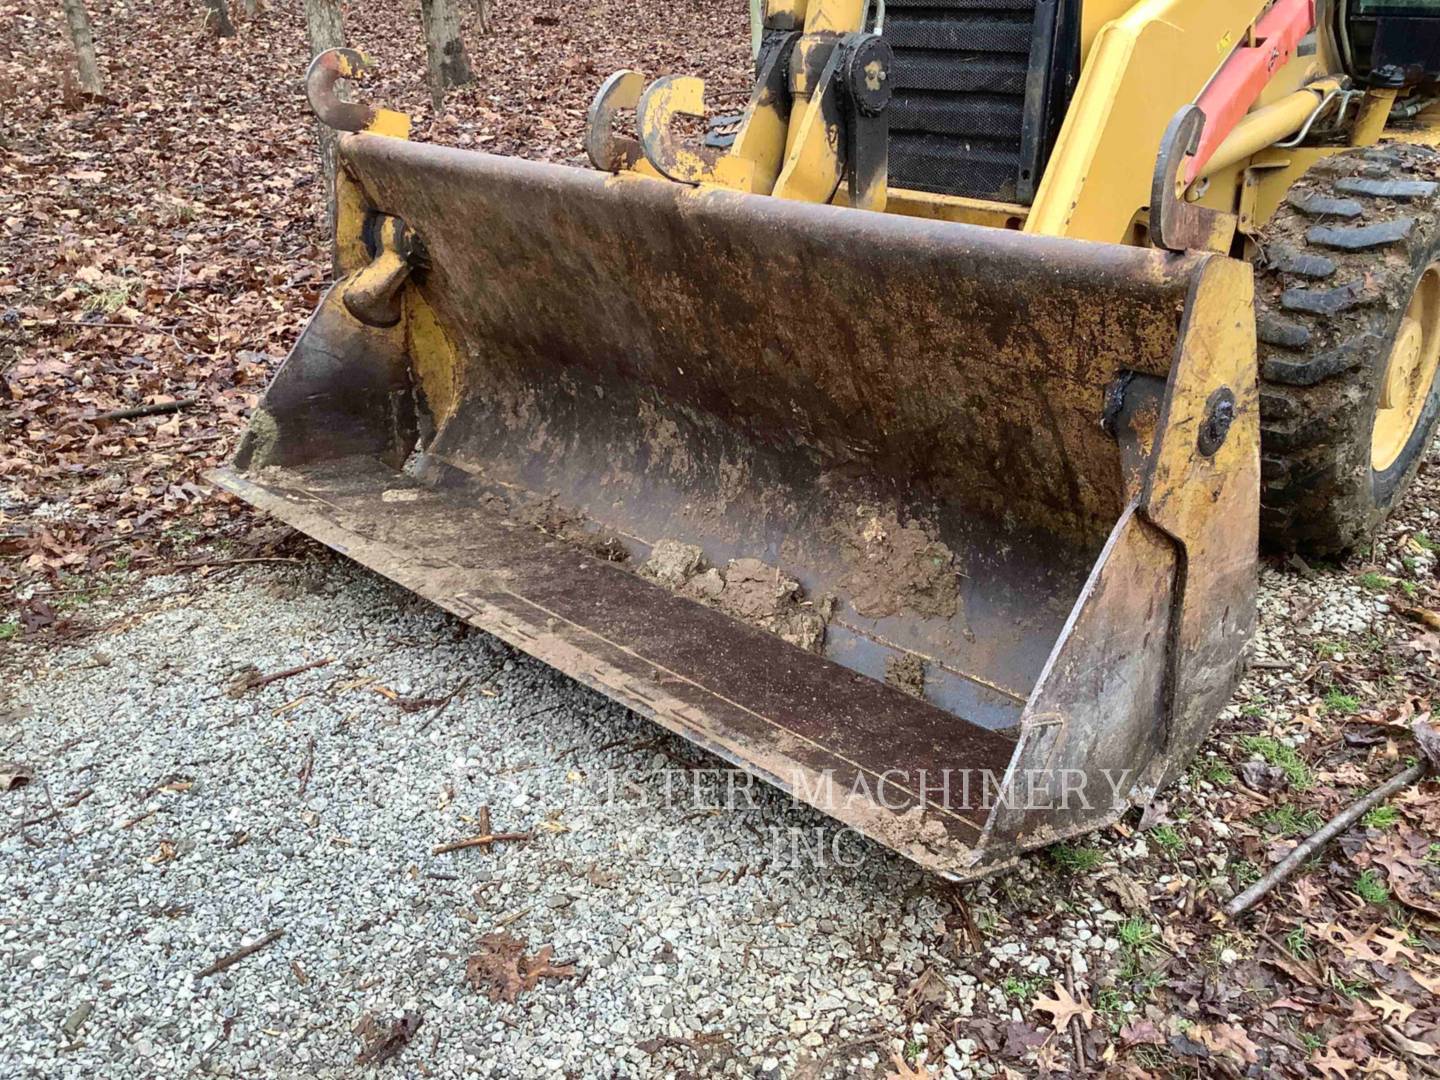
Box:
211;133;1259;878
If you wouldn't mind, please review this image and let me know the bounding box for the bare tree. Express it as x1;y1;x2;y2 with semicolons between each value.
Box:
304;0;346;251
475;0;493;35
419;0;472;110
61;0;104;97
202;0;236;36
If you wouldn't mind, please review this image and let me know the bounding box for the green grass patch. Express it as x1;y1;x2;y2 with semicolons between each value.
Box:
0;620;18;642
1002;975;1045;1002
80;280;135;315
1048;843;1105;874
1323;688;1360;715
1190;758;1234;786
1262;804;1324;836
1118;918;1159;953
1357;571;1389;591
1355;869;1389;906
1283;926;1314;961
1416;532;1437;552
1329;971;1372;999
1238;734;1313;790
1362;805;1400;831
1151;825;1184;853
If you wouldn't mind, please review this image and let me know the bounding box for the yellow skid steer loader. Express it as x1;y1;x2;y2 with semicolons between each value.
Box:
213;0;1440;878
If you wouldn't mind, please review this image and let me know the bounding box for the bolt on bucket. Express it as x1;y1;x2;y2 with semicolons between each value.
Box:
212;131;1259;879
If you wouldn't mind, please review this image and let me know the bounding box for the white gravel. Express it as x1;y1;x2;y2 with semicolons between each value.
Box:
2;562;1023;1079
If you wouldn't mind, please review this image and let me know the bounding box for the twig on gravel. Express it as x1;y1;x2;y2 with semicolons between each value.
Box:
40;780;76;843
196;928;285;978
234;658;332;695
1065;959;1086;1072
1225;760;1430;918
811;1032;888;1076
433;805;532;854
297;735;316;797
133;772;192;803
512;704;566;724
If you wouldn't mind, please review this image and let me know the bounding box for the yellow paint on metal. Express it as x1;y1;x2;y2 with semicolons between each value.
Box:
1373;264;1440;471
728;95;790;193
772;79;844;203
333;164;371;276
1080;0;1137;64
1026;0;1264;243
803;0;863;33
875;187;1028;229
768;0;868;203
637;75;716;184
1350;88;1400;147
366;108;412;140
766;0;808;28
406;291;462;430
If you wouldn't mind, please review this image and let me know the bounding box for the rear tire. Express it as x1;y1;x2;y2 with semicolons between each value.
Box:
1254;142;1440;555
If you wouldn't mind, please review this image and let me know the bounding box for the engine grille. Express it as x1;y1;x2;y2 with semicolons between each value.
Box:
882;0;1076;205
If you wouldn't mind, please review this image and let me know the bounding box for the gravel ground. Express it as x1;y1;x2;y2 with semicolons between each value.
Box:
2;445;1438;1079
2;560;1002;1079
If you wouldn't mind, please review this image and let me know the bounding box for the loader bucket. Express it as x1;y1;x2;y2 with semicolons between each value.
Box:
212;133;1259;879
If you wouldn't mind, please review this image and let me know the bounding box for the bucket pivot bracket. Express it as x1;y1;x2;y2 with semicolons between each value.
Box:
840;32;893;212
343;215;419;328
1150;106;1237;253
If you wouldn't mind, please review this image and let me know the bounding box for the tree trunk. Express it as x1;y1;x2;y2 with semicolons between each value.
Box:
242;0;258;14
61;0;104;97
202;0;236;36
475;0;492;35
419;0;472;111
304;0;346;258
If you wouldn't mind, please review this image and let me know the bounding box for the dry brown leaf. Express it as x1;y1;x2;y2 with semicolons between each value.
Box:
1031;980;1095;1030
0;761;34;791
1193;1022;1261;1066
354;1010;422;1065
465;931;577;1003
1368;990;1416;1024
1310;1048;1357;1078
1370;926;1419;965
885;1051;931;1080
147;840;177;864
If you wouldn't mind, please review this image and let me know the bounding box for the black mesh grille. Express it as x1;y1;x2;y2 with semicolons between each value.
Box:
882;0;1076;204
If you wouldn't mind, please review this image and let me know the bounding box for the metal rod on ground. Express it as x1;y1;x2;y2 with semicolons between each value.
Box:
1224;760;1430;918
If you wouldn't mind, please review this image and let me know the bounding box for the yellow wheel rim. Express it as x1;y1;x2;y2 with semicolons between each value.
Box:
1372;263;1440;472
